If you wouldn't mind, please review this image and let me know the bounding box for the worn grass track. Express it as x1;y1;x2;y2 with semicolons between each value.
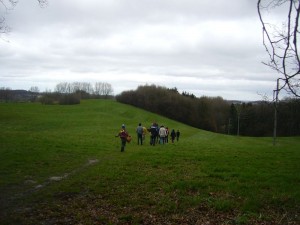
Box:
0;100;299;224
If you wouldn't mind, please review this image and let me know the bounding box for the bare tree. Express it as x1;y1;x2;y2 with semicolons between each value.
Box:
0;0;47;35
80;82;94;94
103;82;113;97
94;82;113;97
0;86;12;102
29;86;40;93
257;0;300;97
55;82;70;94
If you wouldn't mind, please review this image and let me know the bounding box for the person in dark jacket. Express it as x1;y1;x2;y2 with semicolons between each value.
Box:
150;123;158;146
170;129;176;143
176;130;180;142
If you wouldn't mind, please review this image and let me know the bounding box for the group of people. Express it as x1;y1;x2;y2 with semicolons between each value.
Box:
115;123;181;152
147;122;180;146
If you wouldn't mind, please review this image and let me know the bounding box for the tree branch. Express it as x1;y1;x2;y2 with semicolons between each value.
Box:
258;0;300;98
1;0;47;35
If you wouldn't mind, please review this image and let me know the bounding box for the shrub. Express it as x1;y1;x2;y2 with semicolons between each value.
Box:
40;94;56;105
58;94;80;105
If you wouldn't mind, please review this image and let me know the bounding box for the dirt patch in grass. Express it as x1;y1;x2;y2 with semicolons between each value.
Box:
8;193;300;225
36;159;100;190
0;159;100;222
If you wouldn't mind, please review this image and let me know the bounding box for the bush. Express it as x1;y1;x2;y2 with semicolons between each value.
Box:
58;94;80;105
40;94;56;105
39;93;81;105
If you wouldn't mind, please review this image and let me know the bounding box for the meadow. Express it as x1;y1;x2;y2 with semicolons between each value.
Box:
0;100;299;224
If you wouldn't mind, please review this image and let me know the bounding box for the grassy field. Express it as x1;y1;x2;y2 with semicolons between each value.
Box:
0;99;299;225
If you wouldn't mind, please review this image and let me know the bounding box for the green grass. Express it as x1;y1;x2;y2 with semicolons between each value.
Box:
0;99;299;224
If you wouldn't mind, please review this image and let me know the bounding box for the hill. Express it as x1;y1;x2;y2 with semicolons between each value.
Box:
116;84;300;137
0;99;299;224
0;89;39;102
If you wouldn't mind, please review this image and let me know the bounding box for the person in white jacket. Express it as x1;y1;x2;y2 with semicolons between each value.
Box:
159;125;167;144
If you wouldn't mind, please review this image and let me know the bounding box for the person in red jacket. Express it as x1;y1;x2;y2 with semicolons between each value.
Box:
116;124;129;152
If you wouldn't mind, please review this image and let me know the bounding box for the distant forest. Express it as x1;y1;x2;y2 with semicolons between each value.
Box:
116;85;300;137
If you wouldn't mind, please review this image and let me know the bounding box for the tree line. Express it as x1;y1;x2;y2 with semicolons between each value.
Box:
2;83;299;136
0;82;114;104
116;84;300;137
53;82;113;96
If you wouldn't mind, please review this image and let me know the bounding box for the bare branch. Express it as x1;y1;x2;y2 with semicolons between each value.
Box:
37;0;48;8
0;0;47;35
258;0;300;97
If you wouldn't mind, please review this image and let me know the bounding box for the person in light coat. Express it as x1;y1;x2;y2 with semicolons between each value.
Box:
159;125;167;144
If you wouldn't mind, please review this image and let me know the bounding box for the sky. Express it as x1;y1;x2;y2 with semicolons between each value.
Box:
0;0;285;101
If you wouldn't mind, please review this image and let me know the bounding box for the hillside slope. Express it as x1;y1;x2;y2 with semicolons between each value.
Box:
0;99;299;224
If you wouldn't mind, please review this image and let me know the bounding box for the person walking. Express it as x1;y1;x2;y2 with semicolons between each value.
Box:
170;129;176;143
165;127;169;143
150;123;158;146
136;123;143;145
176;130;180;142
115;124;129;152
159;125;167;144
142;126;148;141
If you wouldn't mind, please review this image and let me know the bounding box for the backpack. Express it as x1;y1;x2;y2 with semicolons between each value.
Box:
137;126;143;134
120;129;128;138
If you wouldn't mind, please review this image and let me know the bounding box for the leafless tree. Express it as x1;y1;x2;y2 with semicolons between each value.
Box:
0;0;47;35
55;82;70;94
0;86;12;102
81;82;94;94
29;86;40;93
55;82;114;96
94;82;114;97
257;0;300;97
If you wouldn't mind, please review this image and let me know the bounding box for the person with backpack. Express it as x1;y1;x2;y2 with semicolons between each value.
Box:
115;124;129;152
149;123;158;146
136;123;144;145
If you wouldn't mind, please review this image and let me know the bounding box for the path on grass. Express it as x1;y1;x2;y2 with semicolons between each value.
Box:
0;158;100;215
34;159;99;190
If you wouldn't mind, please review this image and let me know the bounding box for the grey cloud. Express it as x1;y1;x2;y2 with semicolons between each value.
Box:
0;0;282;100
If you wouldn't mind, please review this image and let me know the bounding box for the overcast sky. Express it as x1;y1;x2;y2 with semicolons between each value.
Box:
0;0;283;100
